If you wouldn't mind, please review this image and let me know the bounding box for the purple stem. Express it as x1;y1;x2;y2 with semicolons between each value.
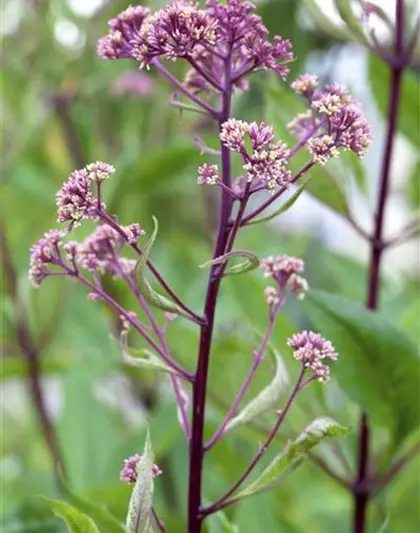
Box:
187;51;234;533
99;211;205;325
187;56;224;92
113;257;192;438
241;161;314;225
354;2;405;532
373;442;420;495
69;268;193;381
152;506;166;533
152;59;219;119
204;300;282;450
202;367;306;516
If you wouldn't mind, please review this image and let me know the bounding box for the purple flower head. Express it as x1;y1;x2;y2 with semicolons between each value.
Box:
260;255;308;301
220;119;291;192
97;5;151;60
287;330;338;383
29;230;66;287
120;454;162;484
77;225;120;273
56;168;99;227
287;111;316;142
197;163;220;185
307;134;339;166
132;1;218;67
289;78;372;161
75;223;145;274
86;161;115;183
206;0;293;80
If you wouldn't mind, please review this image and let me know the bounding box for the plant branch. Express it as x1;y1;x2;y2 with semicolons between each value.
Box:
204;299;282;451
203;367;306;516
152;59;220;119
353;3;405;532
99;211;205;326
373;442;420;495
187;51;234;533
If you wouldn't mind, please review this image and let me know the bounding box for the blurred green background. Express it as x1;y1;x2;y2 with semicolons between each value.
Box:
1;1;419;532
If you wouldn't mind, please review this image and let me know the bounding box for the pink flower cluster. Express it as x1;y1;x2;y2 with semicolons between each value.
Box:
289;76;372;163
29;162;145;287
120;454;162;484
287;331;338;383
260;255;308;303
220;119;291;192
97;1;293;89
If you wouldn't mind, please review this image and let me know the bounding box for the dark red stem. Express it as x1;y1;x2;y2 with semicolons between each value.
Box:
353;2;405;532
187;59;233;533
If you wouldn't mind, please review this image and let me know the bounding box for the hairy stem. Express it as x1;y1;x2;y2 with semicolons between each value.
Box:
187;58;233;533
353;2;405;531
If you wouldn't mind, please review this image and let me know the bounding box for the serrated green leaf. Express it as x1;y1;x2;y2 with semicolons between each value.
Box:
234;417;348;500
225;349;289;434
39;498;101;533
369;54;420;147
304;290;420;441
126;431;155;533
137;216;186;317
200;250;260;276
62;484;125;533
246;172;313;225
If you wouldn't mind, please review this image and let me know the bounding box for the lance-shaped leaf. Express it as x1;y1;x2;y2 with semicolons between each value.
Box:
207;509;240;533
334;0;368;44
122;331;177;375
225;349;290;434
137;216;188;317
246;173;313;225
200;250;260;276
126;431;155;533
303;0;353;41
61;483;125;533
233;417;348;500
40;497;101;533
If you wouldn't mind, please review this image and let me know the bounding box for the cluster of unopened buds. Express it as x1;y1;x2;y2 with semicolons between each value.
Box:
120;454;163;484
260;255;308;304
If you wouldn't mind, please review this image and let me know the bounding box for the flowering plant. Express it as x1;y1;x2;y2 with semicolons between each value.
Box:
22;1;419;533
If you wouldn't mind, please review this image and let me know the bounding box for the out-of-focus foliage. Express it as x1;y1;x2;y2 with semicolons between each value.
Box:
1;1;419;533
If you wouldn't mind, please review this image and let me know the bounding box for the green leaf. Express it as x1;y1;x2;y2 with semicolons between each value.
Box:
122;334;178;375
39;498;101;533
406;158;420;208
225;349;290;434
302;0;353;41
234;417;348;500
304;290;420;441
340;150;368;194
199;250;260;276
369;54;420;147
62;484;125;533
334;0;368;43
137;216;187;317
207;510;240;533
126;431;155;533
246;172;313;225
